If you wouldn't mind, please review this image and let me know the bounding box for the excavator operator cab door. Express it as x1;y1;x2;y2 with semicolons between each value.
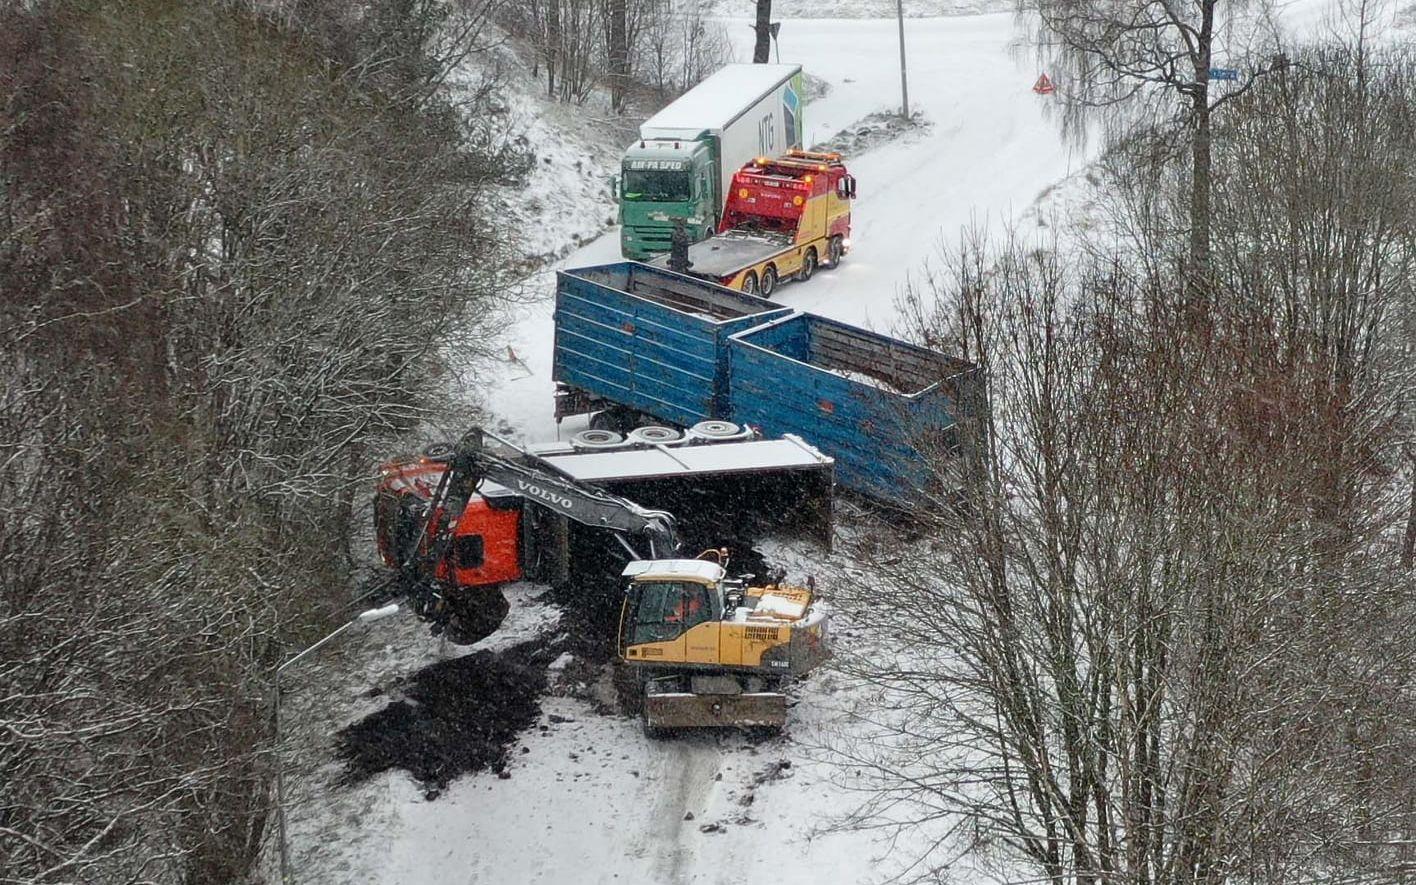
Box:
623;580;718;665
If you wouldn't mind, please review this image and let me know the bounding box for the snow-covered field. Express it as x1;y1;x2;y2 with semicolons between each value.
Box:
282;3;1410;883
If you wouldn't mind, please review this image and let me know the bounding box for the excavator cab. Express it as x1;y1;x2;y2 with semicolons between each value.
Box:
618;555;831;732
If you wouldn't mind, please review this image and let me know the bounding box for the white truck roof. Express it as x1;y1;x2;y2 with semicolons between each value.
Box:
641;63;801;136
621;559;726;583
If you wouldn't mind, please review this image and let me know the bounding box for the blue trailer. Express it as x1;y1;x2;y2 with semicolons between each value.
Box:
727;313;983;502
553;263;791;429
552;262;982;504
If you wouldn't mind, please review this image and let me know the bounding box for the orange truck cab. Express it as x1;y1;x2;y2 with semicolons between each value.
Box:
651;149;856;297
373;457;523;589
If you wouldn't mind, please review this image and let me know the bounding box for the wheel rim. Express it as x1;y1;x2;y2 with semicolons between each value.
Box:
571;429;626;449
690;420;744;439
742;272;758;294
762;267;776;296
628;425;683;444
801;251;816;280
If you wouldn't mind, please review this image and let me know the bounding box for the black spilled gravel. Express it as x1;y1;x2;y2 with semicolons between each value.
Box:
336;638;556;790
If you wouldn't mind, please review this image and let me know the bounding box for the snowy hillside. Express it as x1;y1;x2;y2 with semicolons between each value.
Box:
451;36;635;269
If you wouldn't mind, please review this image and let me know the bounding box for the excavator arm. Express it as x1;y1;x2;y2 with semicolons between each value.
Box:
408;427;681;586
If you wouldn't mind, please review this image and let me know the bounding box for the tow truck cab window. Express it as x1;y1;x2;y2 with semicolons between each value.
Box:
623;169;691;202
631;581;713;644
454;534;485;569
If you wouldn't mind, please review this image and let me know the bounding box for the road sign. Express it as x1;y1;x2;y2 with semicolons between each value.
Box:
1210;68;1239;81
1033;73;1056;95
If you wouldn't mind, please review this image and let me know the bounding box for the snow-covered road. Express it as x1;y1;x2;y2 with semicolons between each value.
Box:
487;12;1086;439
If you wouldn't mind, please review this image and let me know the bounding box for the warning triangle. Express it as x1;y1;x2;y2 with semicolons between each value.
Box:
1033;73;1056;95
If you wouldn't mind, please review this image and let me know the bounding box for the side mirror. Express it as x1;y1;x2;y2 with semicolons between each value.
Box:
609;174;620;198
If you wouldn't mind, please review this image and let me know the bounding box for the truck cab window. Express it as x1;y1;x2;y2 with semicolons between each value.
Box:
623;170;691;202
454;534;485;569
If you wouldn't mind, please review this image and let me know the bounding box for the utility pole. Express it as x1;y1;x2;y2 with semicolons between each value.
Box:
895;0;910;119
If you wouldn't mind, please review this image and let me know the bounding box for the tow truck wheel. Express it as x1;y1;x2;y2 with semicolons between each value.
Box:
797;248;818;282
824;236;844;270
760;265;778;297
741;271;759;295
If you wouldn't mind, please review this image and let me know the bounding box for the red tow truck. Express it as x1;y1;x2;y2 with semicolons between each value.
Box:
653;149;856;296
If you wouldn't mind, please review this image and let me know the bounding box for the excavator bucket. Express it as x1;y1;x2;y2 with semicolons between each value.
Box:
643;686;787;730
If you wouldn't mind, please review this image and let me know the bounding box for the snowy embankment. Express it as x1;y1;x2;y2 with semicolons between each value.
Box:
449;33;633;269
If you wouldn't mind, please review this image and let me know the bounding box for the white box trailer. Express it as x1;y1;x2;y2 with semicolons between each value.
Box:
619;63;805;259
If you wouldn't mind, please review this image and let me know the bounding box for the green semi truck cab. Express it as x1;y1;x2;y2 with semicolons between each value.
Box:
619;138;720;259
619;64;804;261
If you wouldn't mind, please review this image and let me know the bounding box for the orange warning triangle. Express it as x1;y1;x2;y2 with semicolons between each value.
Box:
1033;73;1056;95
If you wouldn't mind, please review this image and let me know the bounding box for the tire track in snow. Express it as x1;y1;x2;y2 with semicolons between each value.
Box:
644;735;723;884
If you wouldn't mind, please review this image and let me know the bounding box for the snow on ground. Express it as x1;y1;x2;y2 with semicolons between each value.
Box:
285;3;1399;883
278;582;561;880
282;537;994;885
451;36;634;268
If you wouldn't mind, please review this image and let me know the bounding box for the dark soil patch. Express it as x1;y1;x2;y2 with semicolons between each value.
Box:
336;637;560;790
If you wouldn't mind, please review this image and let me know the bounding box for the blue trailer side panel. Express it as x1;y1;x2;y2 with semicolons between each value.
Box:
728;314;978;502
554;263;791;428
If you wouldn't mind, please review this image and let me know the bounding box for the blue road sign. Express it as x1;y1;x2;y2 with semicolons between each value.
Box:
1210;68;1239;81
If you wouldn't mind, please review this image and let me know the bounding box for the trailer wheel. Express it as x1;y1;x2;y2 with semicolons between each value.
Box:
571;428;626;449
760;265;778;297
824;236;844;270
741;271;759;295
797;248;818;282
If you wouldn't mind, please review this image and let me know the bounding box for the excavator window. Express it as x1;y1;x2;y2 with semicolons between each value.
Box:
454;534;485;569
630;581;713;644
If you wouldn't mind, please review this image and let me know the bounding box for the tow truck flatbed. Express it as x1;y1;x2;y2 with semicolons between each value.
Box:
649;150;855;297
650;230;792;279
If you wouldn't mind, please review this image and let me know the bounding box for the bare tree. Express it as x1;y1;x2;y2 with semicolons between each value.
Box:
637;0;731;100
830;40;1416;884
0;0;523;880
1017;0;1281;290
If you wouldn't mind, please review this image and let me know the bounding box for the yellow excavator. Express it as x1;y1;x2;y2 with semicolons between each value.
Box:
618;551;830;733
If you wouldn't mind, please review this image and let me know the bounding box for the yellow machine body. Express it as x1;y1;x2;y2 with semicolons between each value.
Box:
617;558;830;730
